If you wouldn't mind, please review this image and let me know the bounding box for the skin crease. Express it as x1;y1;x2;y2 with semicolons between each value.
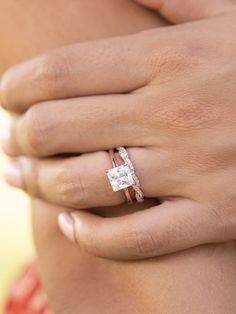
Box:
2;9;236;259
1;1;236;314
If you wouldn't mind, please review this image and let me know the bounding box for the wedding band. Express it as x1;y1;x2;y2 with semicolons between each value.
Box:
106;147;144;203
107;149;133;204
117;147;144;203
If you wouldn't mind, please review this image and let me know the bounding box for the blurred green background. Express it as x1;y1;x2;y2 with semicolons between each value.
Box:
0;109;35;310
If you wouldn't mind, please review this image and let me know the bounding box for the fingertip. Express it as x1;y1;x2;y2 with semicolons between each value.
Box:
0;71;12;110
1;123;15;156
0;80;4;109
3;160;24;189
0;62;30;112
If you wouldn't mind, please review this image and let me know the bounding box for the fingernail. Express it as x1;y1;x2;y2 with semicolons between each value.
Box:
4;160;24;188
1;123;14;155
58;213;76;243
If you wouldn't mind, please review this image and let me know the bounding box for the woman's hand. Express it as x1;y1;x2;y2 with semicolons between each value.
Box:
1;12;236;260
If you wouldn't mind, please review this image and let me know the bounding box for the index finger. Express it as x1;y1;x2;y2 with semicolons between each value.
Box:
0;32;156;112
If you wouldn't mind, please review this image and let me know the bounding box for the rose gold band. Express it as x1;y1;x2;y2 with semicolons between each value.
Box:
108;149;133;205
117;147;144;203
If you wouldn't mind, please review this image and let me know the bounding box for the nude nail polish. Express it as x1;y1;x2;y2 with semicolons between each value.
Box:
58;213;76;243
4;161;24;188
1;125;14;155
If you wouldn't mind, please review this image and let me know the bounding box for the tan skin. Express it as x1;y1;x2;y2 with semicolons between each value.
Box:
1;0;236;313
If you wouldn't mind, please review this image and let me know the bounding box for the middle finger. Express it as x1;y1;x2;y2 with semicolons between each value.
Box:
3;93;150;157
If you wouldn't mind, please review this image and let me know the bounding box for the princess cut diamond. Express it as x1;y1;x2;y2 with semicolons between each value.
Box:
106;163;135;192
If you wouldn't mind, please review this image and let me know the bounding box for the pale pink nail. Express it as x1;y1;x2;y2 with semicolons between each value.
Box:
58;213;76;243
1;124;14;155
4;161;24;188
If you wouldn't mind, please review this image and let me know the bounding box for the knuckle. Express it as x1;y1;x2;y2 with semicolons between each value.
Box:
57;163;87;208
33;52;69;98
143;45;214;132
24;106;51;155
146;90;217;131
167;39;202;71
149;39;200;76
166;98;212;130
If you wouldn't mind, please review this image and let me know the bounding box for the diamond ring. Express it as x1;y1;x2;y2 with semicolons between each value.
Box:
106;147;144;203
107;149;133;204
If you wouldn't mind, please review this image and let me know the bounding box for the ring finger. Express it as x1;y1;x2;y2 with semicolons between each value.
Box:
4;148;174;209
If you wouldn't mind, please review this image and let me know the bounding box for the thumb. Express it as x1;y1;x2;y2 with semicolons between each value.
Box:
57;199;225;260
135;0;236;24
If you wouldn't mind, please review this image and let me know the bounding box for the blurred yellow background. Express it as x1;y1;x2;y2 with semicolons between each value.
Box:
0;109;35;310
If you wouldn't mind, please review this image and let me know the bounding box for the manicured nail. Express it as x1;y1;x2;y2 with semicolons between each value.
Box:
58;213;76;243
1;123;14;155
4;161;24;188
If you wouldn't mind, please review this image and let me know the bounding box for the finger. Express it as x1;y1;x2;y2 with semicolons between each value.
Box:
135;0;236;24
0;33;156;112
57;199;226;260
3;148;174;208
3;94;151;157
3;153;126;208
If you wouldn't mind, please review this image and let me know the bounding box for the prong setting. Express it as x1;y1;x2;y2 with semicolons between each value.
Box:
106;163;135;192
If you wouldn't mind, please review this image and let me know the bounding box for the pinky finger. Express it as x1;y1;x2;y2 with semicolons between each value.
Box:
57;199;224;260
